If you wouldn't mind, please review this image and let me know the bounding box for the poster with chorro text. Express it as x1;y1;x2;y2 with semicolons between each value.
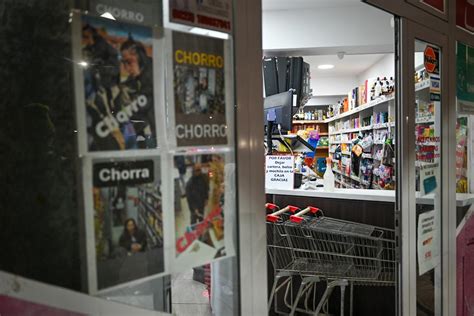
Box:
92;158;165;290
81;15;156;151
172;31;228;147
172;154;233;270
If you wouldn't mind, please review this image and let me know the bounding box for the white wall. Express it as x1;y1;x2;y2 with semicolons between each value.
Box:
262;5;394;54
306;95;345;106
311;74;359;96
311;53;395;97
357;53;395;83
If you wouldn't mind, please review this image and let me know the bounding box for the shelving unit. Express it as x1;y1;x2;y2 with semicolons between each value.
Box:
326;90;396;189
324;81;437;190
414;75;441;194
324;78;437;190
137;186;163;248
290;116;329;159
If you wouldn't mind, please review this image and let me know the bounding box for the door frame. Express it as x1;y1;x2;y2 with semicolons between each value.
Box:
399;18;451;316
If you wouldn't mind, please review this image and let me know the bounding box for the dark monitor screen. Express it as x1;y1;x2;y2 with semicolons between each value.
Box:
262;57;279;97
264;90;294;133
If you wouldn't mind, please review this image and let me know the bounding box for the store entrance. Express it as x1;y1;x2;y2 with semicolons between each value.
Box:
262;1;399;315
398;19;449;316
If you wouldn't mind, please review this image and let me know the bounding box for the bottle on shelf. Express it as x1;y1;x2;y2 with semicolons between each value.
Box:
375;77;382;98
323;157;335;192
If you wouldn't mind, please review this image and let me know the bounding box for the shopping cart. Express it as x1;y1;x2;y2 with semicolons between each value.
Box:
266;203;396;315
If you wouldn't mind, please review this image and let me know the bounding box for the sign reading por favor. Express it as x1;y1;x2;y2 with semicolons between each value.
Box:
172;31;228;147
169;0;232;33
91;158;165;290
265;155;295;190
80;15;157;151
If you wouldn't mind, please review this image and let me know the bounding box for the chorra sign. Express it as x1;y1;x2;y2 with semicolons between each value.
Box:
93;160;154;187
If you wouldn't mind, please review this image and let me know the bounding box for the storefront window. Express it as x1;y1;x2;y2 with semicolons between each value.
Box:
263;1;398;314
0;0;238;314
414;40;443;315
456;41;474;316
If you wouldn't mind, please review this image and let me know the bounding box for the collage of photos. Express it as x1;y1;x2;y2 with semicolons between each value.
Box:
81;15;156;151
173;154;226;266
173;32;228;146
92;159;164;289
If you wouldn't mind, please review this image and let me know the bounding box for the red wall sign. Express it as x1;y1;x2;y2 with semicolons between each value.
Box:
457;0;474;32
421;0;445;12
424;46;440;74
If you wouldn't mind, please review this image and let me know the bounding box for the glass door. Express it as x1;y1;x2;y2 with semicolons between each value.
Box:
400;19;449;316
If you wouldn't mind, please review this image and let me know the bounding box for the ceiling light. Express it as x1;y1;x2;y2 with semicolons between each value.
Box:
190;27;229;39
78;61;88;68
100;12;116;20
318;64;335;70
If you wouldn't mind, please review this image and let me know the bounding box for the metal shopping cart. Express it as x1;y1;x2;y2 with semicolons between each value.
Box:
266;203;396;316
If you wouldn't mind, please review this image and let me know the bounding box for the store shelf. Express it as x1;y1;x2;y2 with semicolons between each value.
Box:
316;146;329;150
325;95;395;123
328;122;394;135
293;120;326;124
416;117;435;124
138;212;161;245
341;151;351;155
350;175;361;182
373;122;395;129
416;161;440;169
139;199;163;222
415;79;430;92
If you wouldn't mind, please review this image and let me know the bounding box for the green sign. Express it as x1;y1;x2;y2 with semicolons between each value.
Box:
457;42;474;114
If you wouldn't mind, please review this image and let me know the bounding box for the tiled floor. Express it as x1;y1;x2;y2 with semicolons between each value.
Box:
172;270;211;316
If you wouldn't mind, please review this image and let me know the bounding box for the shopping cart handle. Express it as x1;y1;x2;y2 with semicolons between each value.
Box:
290;206;321;224
266;205;299;222
265;203;279;211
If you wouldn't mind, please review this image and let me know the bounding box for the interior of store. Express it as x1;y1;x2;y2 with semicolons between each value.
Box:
262;1;458;315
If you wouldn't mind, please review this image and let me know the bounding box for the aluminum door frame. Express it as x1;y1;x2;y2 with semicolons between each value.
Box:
400;19;450;316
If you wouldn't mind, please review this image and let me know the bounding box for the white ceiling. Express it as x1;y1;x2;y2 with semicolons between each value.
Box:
263;0;360;11
304;54;386;77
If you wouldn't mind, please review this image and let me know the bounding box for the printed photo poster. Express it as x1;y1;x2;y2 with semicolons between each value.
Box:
169;0;232;33
81;15;157;151
91;158;165;290
172;153;234;271
172;31;228;147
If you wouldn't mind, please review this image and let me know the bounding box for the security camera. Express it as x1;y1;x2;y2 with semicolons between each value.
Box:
337;52;345;60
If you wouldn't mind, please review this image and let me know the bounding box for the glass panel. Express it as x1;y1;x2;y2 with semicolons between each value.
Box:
414;40;442;315
263;3;398;315
455;41;474;316
0;1;239;315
